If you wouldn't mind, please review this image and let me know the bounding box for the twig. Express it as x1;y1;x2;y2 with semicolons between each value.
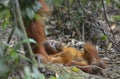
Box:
4;6;17;54
77;65;103;70
84;20;120;52
82;23;85;41
69;13;81;40
95;23;120;52
4;26;15;54
101;0;116;43
77;0;120;52
77;0;91;16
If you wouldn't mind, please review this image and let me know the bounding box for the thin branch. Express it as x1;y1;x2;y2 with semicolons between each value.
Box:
84;20;120;52
77;0;120;52
4;26;15;54
77;65;103;70
77;0;91;16
101;0;116;43
82;23;85;41
69;13;81;40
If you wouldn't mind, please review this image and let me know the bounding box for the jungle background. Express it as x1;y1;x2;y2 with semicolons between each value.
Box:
0;0;120;79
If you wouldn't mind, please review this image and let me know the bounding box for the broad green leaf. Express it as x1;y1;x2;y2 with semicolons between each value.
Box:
28;38;37;44
26;7;35;20
22;38;36;44
32;1;42;12
0;0;10;7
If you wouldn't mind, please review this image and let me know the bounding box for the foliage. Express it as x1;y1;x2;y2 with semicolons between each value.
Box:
0;0;11;29
51;0;120;46
110;15;120;22
0;45;21;78
19;0;42;23
0;0;44;78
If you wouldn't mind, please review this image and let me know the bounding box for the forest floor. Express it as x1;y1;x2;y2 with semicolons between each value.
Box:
0;26;120;79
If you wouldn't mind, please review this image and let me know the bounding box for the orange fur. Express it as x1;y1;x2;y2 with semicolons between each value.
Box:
24;0;51;62
38;0;51;15
50;47;85;65
84;43;106;69
50;43;106;74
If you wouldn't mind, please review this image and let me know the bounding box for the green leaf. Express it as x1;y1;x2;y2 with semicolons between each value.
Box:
32;67;45;79
0;61;9;76
1;20;9;29
26;7;35;20
71;66;79;72
34;13;41;20
69;0;74;6
54;0;63;7
24;66;31;79
19;54;31;63
100;35;108;41
106;0;111;4
0;0;10;7
32;1;42;12
22;38;36;44
0;9;11;29
50;76;57;79
5;9;11;19
0;10;6;19
109;15;120;22
45;29;49;36
112;15;120;21
28;38;37;44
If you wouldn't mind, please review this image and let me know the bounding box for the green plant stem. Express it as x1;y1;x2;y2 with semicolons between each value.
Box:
11;0;37;65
